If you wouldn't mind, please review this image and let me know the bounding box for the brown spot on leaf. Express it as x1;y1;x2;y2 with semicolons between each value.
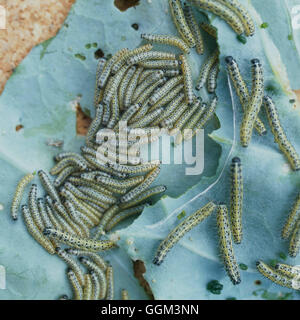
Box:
133;260;154;299
94;48;104;59
15;124;24;131
114;0;140;12
255;280;262;285
76;104;92;136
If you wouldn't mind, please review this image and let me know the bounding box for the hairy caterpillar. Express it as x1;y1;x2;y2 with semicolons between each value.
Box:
230;157;243;244
43;228;116;252
11;172;35;221
106;266;114;300
256;261;299;290
169;0;196;47
216;204;241;285
67;268;83;300
196;49;219;90
82;274;93;300
153;201;216;265
289;218;300;258
225;56;267;136
180;55;194;105
240;59;264;147
263;96;300;171
282;193;300;240
141;33;190;54
189;0;245;35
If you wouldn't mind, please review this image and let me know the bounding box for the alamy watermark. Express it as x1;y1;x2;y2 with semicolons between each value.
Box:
95;122;204;176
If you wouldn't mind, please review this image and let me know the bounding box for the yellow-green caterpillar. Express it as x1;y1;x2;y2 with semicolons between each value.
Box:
11;172;35;221
153;201;216;265
225;56;267;136
263;95;300;171
240;59;264;147
230;157;243;244
216;204;241;285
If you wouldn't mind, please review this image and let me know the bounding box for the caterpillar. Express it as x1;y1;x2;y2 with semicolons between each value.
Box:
225;56;267;136
107;95;120;129
134;78;168;105
152;92;185;126
11;172;35;220
256;260;299;290
38;170;61;204
180;55;194;105
169;0;196;47
195;49;219;90
119;185;166;210
113;103;141;130
188;95;218;140
189;0;245;35
111;44;153;75
50;157;87;176
118;66;137;111
183;3;204;54
43;228;116;252
28;184;44;232
138;69;157;84
76;185;116;205
106;266;114;300
164;69;181;77
129;107;164;128
139;60;180;70
55;247;85;286
149;76;183;106
94;58;106;107
105;159;161;175
289;218;300;258
96;175;144;189
169;98;201;135
207;60;219;93
121;289;130;300
123;67;144;109
54;166;78;188
200;22;217;38
105;205;145;232
148;83;184;115
22;205;55;255
67;268;83;300
54;152;83;162
66;248;107;270
83;274;93;300
175;102;208;145
216;0;255;36
90;270;101;300
240;59;264;147
37;198;53;229
44;199;63;231
141;33;190;54
127;51;176;65
79;257;107;299
85;104;104;148
230;157;243;244
102;64;130;106
120;166;161;203
64;200;90;237
132;70;165;102
275;263;300;278
53;200;85;237
216;204;241;285
263;96;300;171
282;193;300;239
93;204;120;239
160;102;189;129
98;48;129;88
153;201;216;265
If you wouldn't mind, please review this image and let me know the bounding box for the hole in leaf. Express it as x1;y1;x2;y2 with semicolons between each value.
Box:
133;260;154;299
94;48;104;59
114;0;140;12
76;104;92;136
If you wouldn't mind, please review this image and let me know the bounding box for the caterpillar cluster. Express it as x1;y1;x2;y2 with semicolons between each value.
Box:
9;0;300;298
